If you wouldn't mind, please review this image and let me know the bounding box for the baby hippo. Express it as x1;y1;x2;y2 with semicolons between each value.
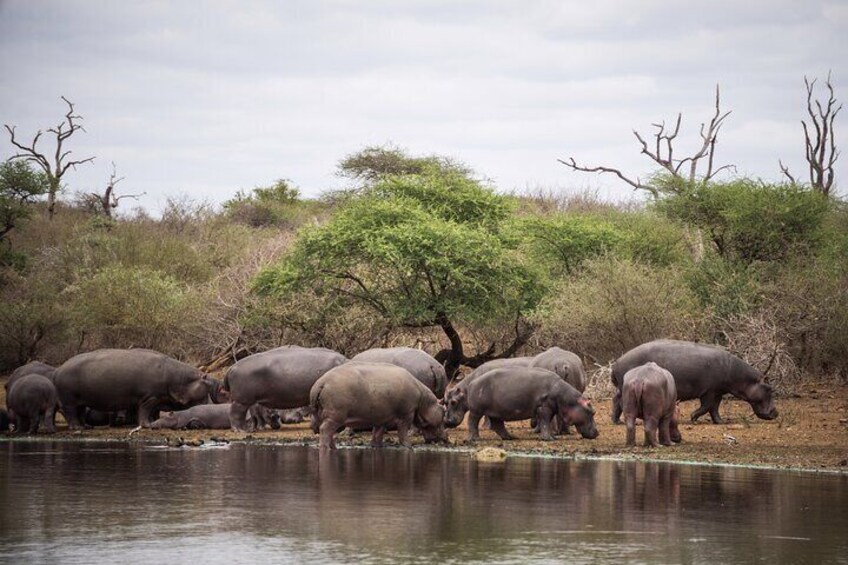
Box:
444;367;598;442
150;403;234;430
622;362;682;447
310;362;448;451
6;374;61;434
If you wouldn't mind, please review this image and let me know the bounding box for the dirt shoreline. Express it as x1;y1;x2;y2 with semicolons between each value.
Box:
4;381;846;473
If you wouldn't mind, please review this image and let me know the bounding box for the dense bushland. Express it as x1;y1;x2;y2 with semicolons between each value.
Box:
1;151;846;390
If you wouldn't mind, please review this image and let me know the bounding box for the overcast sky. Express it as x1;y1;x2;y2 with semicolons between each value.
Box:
1;1;846;212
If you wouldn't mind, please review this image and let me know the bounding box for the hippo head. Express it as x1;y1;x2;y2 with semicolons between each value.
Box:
745;381;778;420
279;407;307;425
170;373;215;407
561;397;599;440
415;402;449;444
208;379;231;404
149;412;177;430
443;387;469;429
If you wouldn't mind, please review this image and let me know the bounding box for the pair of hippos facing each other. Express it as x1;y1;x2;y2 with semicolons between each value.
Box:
1;340;778;450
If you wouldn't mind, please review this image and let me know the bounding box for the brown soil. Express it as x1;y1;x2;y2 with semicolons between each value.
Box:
3;378;847;473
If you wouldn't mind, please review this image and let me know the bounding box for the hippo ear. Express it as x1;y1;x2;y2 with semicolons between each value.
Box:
578;397;594;414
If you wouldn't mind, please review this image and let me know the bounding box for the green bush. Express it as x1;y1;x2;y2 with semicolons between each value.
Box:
516;214;621;276
532;256;703;363
657;179;831;263
224;179;327;229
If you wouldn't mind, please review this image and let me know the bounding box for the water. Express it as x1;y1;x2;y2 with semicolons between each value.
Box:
1;441;846;564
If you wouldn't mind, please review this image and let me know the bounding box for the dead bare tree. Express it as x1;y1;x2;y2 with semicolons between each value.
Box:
4;96;95;219
780;73;841;196
560;85;734;198
84;163;144;218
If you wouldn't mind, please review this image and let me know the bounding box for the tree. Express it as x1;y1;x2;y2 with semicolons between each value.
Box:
78;163;144;219
338;144;471;186
4;96;95;219
254;160;545;378
780;73;842;196
560;86;733;198
0;160;48;243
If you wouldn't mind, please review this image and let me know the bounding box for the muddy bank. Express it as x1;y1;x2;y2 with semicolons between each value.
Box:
5;382;845;473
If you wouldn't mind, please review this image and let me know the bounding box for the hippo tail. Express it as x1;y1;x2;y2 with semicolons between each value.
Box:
222;368;232;392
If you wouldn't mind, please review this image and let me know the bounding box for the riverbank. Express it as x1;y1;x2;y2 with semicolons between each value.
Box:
5;381;845;473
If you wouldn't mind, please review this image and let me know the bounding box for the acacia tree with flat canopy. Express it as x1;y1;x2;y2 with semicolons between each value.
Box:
254;153;545;379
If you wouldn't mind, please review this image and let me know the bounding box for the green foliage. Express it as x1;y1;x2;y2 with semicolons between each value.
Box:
0;160;48;246
685;254;763;322
255;171;543;331
224;179;324;228
65;265;203;352
338;144;471;184
657;179;831;263
533;256;703;363
516;214;621;275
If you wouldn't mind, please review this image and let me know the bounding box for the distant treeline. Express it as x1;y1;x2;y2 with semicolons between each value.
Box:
1;147;846;390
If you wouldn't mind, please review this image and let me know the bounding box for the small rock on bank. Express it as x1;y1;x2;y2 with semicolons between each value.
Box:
474;447;508;463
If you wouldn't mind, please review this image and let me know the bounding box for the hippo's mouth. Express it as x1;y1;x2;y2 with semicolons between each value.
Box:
755;408;778;420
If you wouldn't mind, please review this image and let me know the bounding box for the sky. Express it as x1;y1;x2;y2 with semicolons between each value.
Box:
1;0;846;213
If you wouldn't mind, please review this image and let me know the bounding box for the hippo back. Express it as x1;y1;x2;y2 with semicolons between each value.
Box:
529;347;586;392
612;340;760;401
6;362;55;392
351;347;447;397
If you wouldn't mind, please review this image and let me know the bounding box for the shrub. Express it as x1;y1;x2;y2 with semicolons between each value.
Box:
657;179;831;263
532;256;703;364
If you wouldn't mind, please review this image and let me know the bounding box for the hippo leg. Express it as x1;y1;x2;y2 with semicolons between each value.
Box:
535;405;556;441
43;406;57;434
137;397;161;428
690;392;721;423
185;418;205;430
28;412;41;434
15;415;30;435
643;417;659;447
64;404;85;431
670;418;682;443
489;418;515;441
708;397;725;424
625;414;637;447
467;411;483;443
611;390;623;424
658;416;673;446
371;426;385;448
319;419;339;451
396;417;413;449
229;402;251;432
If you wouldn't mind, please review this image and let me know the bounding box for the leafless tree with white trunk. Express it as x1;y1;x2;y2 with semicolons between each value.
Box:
780;73;841;196
560;86;734;198
5;96;95;220
80;163;145;218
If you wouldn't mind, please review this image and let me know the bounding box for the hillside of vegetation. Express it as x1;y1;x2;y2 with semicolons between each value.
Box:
1;148;846;395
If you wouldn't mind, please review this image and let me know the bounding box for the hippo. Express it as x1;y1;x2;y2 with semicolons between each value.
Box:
611;340;778;424
444;367;598;442
622;362;681;447
6;361;56;392
529;347;587;392
309;362;448;450
6;374;61;434
278;406;310;424
0;409;9;432
150;403;234;430
249;403;282;430
54;349;215;429
224;346;347;431
456;357;534;389
351;347;447;397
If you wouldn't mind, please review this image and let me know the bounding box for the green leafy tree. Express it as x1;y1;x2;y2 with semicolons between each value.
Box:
255;165;544;378
338;144;472;186
657;179;831;263
0;160;48;255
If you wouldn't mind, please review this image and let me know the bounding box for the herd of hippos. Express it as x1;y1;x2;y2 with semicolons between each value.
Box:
1;339;779;450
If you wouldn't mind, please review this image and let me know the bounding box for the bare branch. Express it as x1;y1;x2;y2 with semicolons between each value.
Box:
558;157;657;198
800;72;841;195
779;159;797;184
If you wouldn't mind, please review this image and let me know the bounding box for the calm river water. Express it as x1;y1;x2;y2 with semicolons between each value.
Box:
0;441;846;564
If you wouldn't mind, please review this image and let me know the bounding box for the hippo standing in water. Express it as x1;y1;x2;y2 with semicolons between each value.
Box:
310;362;448;450
6;374;61;434
54;349;215;429
610;340;778;424
224;346;347;431
351;347;447;398
444;367;598;442
622;362;681;447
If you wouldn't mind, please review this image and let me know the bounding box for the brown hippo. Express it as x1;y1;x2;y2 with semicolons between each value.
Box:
309;362;448;451
6;374;61;434
444;367;598;442
351;347;447;398
611;340;778;424
622;362;681;447
224;346;347;431
54;349;215;429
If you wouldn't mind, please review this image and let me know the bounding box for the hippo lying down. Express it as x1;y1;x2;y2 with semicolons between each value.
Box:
150;404;303;431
